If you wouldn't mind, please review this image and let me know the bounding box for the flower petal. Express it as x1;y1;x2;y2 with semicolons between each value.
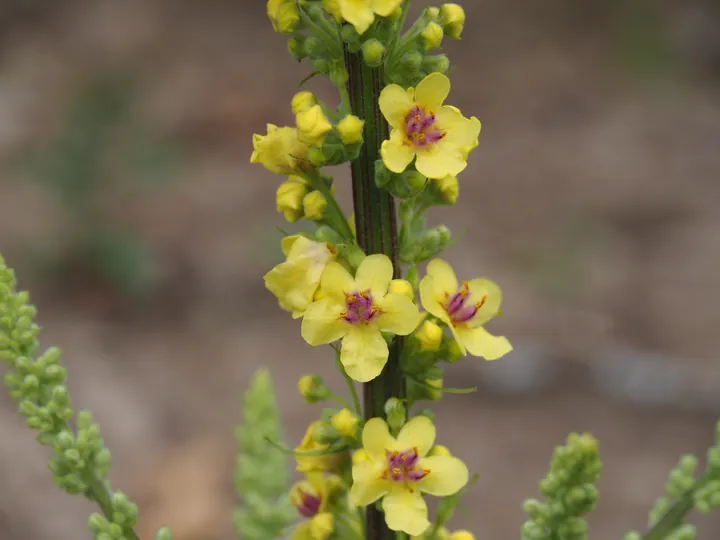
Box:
379;85;415;129
419;276;449;323
301;299;348;345
414;73;451;112
415;455;469;496
320;261;356;303
381;129;415;173
395;415;435;457
372;0;402;17
415;144;466;179
466;278;503;326
341;326;389;382
350;460;389;506
435;107;481;147
426;259;458;296
355;254;393;298
362;417;393;462
382;489;430;536
340;0;375;34
455;325;512;360
375;292;423;335
290;521;314;540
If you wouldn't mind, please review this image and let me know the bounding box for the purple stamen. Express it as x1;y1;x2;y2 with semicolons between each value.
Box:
404;106;446;149
382;448;430;489
296;490;321;517
444;282;486;326
342;290;381;325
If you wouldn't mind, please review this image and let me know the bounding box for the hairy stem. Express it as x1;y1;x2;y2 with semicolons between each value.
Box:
345;49;404;540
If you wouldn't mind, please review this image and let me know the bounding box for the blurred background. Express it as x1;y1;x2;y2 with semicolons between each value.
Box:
1;0;720;538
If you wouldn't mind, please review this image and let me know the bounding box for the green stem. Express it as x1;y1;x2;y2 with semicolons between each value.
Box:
335;350;362;416
305;170;354;242
642;473;714;540
344;48;404;540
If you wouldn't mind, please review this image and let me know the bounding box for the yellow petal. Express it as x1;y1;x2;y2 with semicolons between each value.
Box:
372;0;402;17
379;84;415;129
339;0;375;35
362;417;393;462
281;234;301;257
350;460;389;506
301;299;348;345
435;106;481;147
414;73;451;112
291;521;314;540
455;325;512;360
341;326;389;382
320;261;356;303
466;277;502;326
375;292;423;335
382;490;430;536
415;144;466;179
395;415;435;457
355;254;393;298
415;455;469;496
381;129;415;173
419;276;449;323
426;259;458;297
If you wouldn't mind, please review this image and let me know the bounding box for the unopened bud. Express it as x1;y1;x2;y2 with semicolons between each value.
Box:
421;22;444;50
292;91;317;115
384;398;406;433
434;175;459;204
276;178;308;223
439;3;465;39
268;0;300;34
429;445;452;457
415;320;443;351
331;408;360;438
297;105;333;146
389;279;414;300
298;375;331;404
423;54;450;74
337;115;365;145
303;191;327;220
362;39;386;67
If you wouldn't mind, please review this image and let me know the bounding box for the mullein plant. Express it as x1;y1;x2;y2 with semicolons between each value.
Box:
2;3;720;540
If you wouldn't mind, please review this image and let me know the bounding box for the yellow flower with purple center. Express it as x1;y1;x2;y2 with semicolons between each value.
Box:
301;254;422;382
379;73;481;179
290;472;342;540
350;416;469;536
419;259;512;360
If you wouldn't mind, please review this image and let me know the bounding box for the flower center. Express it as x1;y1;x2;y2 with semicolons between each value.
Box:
295;489;322;518
404;105;446;148
444;281;487;325
382;448;430;491
341;290;381;324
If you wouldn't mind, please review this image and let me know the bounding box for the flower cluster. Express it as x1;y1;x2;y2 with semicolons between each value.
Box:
254;0;511;536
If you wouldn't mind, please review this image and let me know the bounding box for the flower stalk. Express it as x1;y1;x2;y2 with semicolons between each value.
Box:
344;48;401;540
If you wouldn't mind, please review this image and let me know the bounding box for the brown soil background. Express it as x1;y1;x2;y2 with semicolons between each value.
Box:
1;1;720;538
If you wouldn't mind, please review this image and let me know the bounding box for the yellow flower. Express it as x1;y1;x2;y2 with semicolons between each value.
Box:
301;255;423;382
296;105;333;146
292;91;317;115
419;259;512;360
350;416;469;536
264;235;336;318
338;0;404;35
337;114;365;144
389;278;414;300
303;190;327;220
290;473;341;540
449;532;475;540
379;73;481;179
251;124;310;175
267;0;300;33
438;3;465;39
433;175;459;204
331;408;360;437
421;21;444;50
415;320;443;351
276;177;309;222
295;421;344;473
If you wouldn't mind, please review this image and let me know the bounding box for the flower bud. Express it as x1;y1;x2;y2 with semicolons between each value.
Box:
308;146;327;167
415;320;443;351
384;398;406;433
452;532;475;540
312;421;339;444
267;0;300;34
389;279;414;300
406;171;427;193
297;105;333;146
303;191;327;220
446;338;463;363
399;50;424;72
421;22;444;50
426;378;443;400
341;24;361;51
362;39;386;67
337;115;365;145
427;7;440;20
292;91;317;115
331;408;360;438
288;37;306;60
423;54;450;74
439;3;465;39
434;175;459;204
251;124;310;175
310;513;334;540
276;178;308;222
155;527;173;540
429;444;452;457
298;374;331;403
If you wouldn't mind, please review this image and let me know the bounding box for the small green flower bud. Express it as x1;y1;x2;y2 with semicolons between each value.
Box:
708;447;720;471
288;37;306;60
88;513;109;533
624;533;642;540
307;145;327;167
311;57;329;74
421;22;444;50
305;36;324;57
311;421;339;444
298;374;331;404
384;398;406;433
399;51;423;72
436;493;459;525
155;527;173;540
423;54;450;74
341;25;361;52
329;63;349;87
362;39;386;67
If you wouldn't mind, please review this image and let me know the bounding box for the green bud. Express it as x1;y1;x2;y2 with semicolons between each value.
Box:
320;132;349;166
423;54;450;74
398;51;423;72
304;36;324;57
107;523;123;538
375;159;392;188
436;493;459;526
708;447;720;471
155;527;173;540
362;39;386;67
341;25;361;52
310;57;329;74
88;513;109;533
329;63;349;87
624;533;642;540
288;37;306;60
297;374;331;404
384;398;406;433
